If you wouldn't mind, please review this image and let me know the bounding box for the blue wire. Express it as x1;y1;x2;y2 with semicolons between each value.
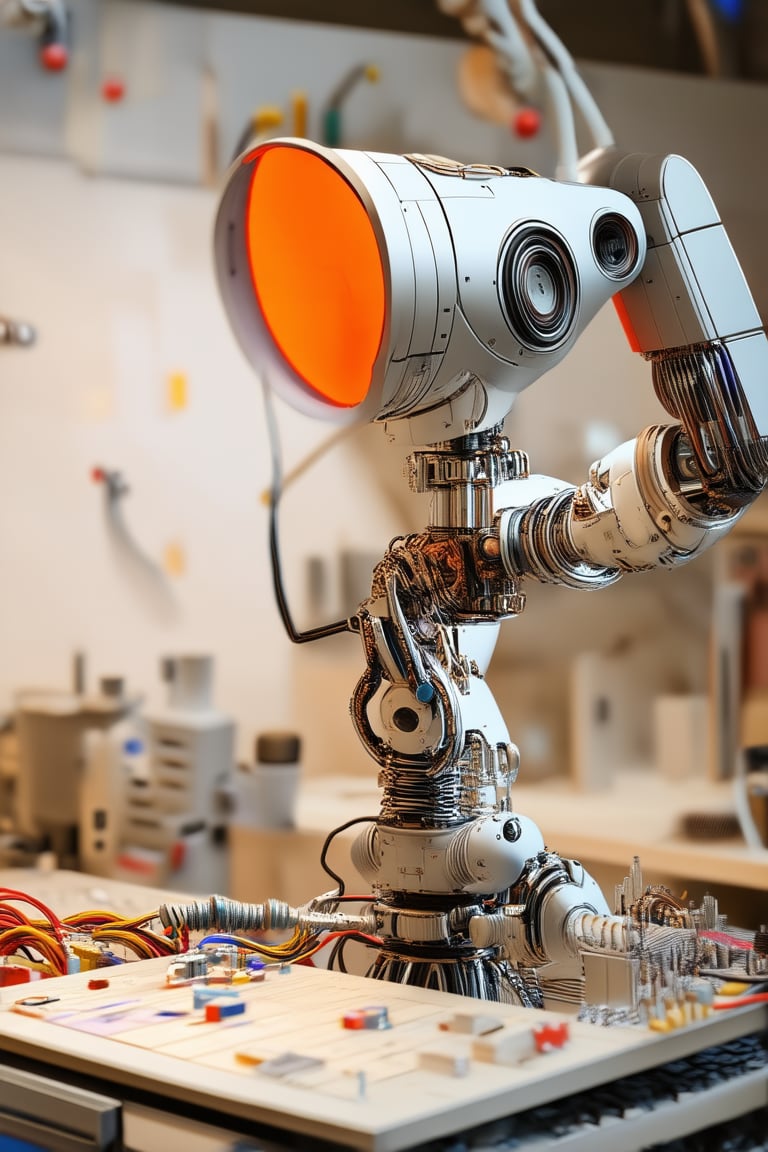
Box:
198;934;247;948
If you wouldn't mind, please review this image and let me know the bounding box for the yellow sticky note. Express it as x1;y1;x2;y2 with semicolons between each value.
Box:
167;372;188;411
164;541;186;577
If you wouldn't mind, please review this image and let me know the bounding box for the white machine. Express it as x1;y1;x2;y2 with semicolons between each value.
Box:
83;655;234;892
207;2;768;1009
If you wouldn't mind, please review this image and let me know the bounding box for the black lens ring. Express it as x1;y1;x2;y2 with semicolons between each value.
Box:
499;226;578;352
592;212;640;281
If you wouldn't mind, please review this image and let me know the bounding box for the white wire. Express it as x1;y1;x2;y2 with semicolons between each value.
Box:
438;0;613;177
540;63;579;182
516;0;614;151
476;0;539;99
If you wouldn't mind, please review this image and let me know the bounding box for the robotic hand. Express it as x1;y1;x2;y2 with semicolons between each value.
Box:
214;137;767;1007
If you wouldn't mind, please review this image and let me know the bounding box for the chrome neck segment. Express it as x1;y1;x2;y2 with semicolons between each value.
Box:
406;430;529;530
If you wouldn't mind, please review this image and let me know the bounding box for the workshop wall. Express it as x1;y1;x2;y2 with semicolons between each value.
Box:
1;0;767;776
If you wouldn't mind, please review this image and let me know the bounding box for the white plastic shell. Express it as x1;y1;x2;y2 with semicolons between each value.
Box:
567;425;743;571
214;138;646;445
581;150;768;436
351;813;545;896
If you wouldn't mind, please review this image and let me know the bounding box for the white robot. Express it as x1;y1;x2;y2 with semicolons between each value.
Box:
204;18;768;1007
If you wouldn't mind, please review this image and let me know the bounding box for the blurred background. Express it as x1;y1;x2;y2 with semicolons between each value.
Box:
1;0;767;908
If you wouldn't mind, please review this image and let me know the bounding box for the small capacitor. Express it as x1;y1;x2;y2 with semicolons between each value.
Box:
341;1005;390;1030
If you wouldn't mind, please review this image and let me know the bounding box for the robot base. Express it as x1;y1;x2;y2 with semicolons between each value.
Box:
365;939;540;1007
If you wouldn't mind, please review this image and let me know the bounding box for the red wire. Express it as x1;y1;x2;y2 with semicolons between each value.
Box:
312;930;383;953
0;889;65;941
0;903;33;927
714;993;768;1009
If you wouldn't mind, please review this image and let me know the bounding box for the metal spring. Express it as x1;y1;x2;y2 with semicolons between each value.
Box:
378;762;462;825
537;977;583;1006
158;895;271;934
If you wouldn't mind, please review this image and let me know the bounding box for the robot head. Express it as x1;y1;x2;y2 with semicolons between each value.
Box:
214;138;645;444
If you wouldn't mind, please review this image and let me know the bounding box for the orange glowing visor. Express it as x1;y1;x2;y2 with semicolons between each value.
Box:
236;141;386;412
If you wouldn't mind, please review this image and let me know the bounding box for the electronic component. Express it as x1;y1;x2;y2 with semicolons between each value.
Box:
341;1005;390;1030
204;997;246;1022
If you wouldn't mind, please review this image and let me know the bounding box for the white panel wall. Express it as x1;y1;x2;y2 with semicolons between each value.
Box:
1;2;767;778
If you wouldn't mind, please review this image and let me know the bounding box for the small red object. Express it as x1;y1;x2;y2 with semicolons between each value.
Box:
169;840;186;872
116;852;156;875
533;1020;569;1052
612;293;641;353
0;966;40;987
88;978;110;990
513;106;541;139
101;77;125;103
91;466;105;484
40;42;68;72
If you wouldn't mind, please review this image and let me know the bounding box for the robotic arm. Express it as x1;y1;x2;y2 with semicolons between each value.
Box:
506;149;768;592
213;126;766;1009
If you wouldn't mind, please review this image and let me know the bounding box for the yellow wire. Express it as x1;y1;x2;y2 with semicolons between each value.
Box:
90;930;155;960
0;925;66;972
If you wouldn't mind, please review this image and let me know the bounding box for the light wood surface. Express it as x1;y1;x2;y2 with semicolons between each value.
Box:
0;956;765;1152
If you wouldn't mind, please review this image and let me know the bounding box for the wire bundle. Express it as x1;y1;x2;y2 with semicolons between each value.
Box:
196;926;382;968
0;887;176;977
438;0;614;181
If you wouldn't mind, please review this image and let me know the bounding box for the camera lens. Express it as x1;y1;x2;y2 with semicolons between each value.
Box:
592;213;639;281
499;226;578;352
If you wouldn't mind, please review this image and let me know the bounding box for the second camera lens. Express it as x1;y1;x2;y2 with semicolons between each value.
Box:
592;213;640;281
499;226;578;352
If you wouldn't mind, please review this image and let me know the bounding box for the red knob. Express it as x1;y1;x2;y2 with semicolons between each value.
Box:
40;42;68;72
101;77;125;103
513;106;541;139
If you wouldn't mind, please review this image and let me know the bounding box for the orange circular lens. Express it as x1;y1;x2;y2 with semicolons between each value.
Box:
245;145;386;408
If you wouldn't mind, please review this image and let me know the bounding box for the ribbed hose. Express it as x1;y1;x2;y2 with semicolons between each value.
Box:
568;910;633;953
159;895;273;934
500;491;621;590
158;895;376;936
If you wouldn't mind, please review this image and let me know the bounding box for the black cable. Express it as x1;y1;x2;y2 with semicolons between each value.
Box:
330;932;381;975
327;935;347;973
319;816;379;897
231;120;256;164
262;383;352;644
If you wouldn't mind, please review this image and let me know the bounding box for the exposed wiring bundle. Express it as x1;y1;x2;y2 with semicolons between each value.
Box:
0;887;177;980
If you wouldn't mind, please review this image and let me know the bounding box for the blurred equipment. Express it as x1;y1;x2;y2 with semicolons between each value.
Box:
439;0;613;179
91;464;178;618
0;0;70;71
113;655;234;893
0;313;36;346
5;654;234;889
234;730;302;830
321;62;379;147
230;105;283;165
15;673;137;868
